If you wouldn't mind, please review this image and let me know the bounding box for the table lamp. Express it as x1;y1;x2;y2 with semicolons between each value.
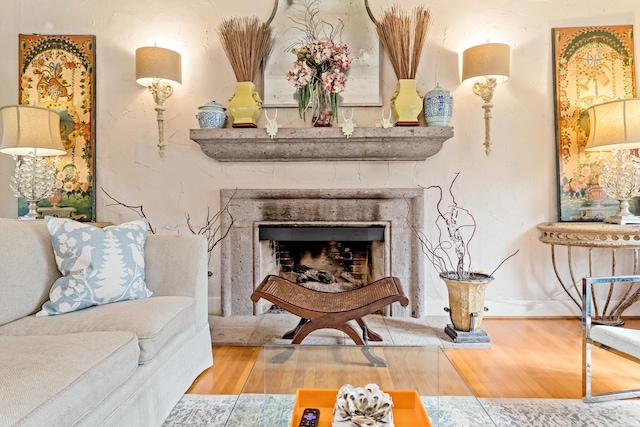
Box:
0;105;67;219
462;42;511;156
584;98;640;224
135;45;182;157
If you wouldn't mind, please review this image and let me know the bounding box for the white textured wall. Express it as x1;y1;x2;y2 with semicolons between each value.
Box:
1;0;639;317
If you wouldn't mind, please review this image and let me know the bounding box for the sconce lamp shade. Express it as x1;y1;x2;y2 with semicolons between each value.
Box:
0;105;66;156
135;46;182;87
462;43;511;81
584;98;640;152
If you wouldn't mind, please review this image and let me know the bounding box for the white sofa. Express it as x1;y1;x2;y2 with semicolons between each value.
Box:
0;219;213;426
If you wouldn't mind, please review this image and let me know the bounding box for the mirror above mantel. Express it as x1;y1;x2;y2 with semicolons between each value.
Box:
190;126;454;162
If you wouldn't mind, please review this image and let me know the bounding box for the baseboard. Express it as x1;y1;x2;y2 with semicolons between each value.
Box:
426;298;640;318
211;296;640;318
208;297;221;315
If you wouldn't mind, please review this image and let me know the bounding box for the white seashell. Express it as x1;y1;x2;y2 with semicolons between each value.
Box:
334;384;393;425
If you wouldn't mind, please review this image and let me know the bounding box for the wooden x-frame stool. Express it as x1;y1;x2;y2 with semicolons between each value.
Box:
251;275;409;345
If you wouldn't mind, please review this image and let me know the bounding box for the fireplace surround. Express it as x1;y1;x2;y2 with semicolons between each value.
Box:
220;188;425;317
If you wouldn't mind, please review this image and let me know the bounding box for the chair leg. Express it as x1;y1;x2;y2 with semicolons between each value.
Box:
283;318;308;339
356;318;383;342
583;340;593;401
291;320;366;345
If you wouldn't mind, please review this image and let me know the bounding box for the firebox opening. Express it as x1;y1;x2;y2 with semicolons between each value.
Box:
258;225;386;294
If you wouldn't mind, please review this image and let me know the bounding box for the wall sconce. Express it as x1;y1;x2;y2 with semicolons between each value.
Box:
135;46;182;157
584;98;640;224
462;42;511;156
0;105;67;219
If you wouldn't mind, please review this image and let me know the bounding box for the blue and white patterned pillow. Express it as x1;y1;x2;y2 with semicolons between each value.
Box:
37;217;152;316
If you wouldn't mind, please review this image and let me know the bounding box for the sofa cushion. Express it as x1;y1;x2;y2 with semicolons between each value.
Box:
0;331;139;427
0;296;196;364
0;219;61;326
38;217;152;316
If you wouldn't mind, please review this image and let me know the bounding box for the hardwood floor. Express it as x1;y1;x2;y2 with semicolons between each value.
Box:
188;318;640;399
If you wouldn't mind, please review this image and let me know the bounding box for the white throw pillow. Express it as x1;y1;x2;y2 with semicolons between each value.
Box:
37;217;152;316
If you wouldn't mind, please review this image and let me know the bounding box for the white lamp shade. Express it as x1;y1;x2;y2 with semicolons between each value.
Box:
135;46;182;87
584;98;640;152
462;43;511;81
0;105;66;156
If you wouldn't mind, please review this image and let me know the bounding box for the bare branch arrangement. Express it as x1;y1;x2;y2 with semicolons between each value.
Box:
288;0;344;46
218;16;273;82
409;173;519;281
102;188;157;234
373;5;431;79
186;188;236;276
101;188;236;277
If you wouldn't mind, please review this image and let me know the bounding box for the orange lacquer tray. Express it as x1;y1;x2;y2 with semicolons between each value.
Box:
290;388;432;427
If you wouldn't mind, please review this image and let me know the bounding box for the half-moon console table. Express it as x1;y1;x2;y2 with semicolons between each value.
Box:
190;126;454;162
537;222;640;325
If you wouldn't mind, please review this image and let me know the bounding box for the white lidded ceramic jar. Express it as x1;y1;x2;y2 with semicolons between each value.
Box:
423;84;453;126
196;100;227;128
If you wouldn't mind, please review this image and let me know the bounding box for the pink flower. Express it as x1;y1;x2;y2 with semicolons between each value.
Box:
287;38;352;92
286;60;315;88
321;70;347;93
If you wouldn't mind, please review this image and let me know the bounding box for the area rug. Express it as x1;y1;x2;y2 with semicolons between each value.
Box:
209;312;490;349
163;394;640;427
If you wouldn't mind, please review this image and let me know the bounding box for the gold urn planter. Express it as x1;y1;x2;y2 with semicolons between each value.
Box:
440;271;494;343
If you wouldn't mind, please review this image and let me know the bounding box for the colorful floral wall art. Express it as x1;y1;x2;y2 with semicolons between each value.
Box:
552;25;636;221
18;34;96;221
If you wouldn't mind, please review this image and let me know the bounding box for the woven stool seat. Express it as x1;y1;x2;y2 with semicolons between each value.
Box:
251;275;409;345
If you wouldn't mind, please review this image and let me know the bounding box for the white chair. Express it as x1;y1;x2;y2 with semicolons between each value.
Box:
582;275;640;402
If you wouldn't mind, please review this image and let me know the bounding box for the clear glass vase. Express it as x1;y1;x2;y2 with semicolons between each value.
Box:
312;89;332;127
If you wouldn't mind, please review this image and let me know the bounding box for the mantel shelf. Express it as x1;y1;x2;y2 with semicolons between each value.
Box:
190;126;454;162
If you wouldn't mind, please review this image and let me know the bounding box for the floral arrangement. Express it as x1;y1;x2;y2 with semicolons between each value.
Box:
285;1;352;124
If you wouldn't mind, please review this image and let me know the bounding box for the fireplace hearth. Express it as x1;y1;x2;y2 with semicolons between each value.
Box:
220;188;425;317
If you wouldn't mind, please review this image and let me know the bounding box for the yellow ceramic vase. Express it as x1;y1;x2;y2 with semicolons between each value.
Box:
391;79;423;125
228;81;261;127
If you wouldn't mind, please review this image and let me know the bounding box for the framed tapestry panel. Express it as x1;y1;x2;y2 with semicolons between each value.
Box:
18;34;96;221
552;25;636;221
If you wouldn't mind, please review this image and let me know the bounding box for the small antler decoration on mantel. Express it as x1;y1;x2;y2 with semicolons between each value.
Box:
375;109;393;128
341;109;355;138
264;109;281;139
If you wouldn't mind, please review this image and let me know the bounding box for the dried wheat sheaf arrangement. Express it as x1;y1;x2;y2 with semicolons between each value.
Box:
374;5;431;79
218;16;272;82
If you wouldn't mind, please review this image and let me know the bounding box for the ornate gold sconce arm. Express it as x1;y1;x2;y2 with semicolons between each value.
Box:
472;77;497;155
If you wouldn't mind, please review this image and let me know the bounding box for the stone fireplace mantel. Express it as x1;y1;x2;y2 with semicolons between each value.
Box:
191;126;453;162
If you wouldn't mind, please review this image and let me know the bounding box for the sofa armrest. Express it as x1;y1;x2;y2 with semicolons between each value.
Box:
144;234;208;327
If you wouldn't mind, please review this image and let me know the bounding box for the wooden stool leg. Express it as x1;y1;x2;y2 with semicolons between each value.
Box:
283;318;308;339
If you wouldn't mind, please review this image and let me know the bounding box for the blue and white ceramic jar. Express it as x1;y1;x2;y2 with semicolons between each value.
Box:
423;85;453;126
196;100;227;128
